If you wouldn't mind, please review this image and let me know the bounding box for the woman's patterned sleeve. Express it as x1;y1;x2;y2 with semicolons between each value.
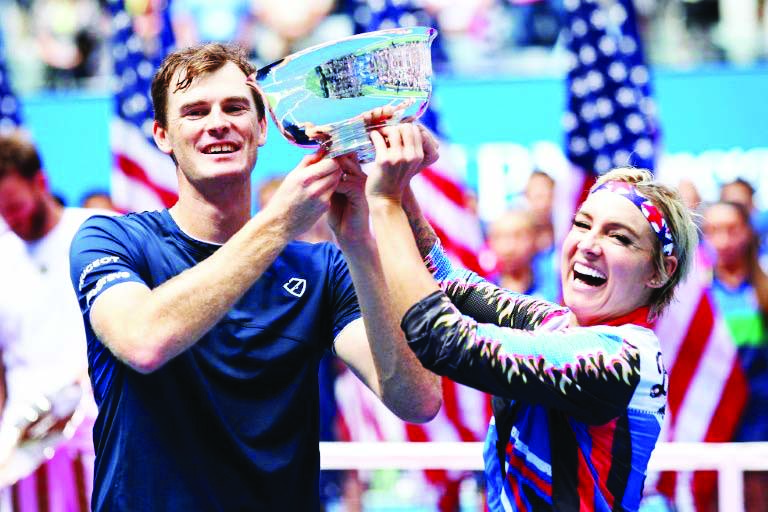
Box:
425;241;560;330
401;291;641;425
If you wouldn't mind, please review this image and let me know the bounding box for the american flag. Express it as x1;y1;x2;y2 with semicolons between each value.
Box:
107;0;178;212
559;0;660;225
335;3;492;511
0;29;22;133
562;1;747;510
563;0;658;177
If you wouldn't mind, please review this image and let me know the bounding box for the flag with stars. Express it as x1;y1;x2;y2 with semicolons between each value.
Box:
336;4;491;512
108;0;178;212
0;29;22;134
562;0;658;177
563;2;746;511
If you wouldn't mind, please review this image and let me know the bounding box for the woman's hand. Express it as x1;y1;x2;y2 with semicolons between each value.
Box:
417;124;439;169
366;123;426;203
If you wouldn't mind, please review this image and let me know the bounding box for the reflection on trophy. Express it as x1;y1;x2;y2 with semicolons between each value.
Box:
254;27;437;162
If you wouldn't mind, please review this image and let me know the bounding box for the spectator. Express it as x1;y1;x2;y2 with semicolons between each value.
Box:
80;189;118;211
720;177;768;264
0;130;103;510
170;0;256;48
487;208;559;301
524;169;555;253
677;177;702;212
702;200;768;511
524;169;560;300
32;0;103;88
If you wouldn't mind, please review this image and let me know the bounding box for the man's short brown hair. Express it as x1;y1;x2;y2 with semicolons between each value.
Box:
0;131;42;181
151;43;266;128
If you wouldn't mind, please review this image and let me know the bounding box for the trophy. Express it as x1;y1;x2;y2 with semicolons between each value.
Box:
254;27;437;163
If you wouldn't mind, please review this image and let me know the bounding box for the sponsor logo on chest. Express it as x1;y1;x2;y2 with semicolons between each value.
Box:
283;277;307;298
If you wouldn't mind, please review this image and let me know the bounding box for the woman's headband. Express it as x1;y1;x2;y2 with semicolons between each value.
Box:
589;180;675;256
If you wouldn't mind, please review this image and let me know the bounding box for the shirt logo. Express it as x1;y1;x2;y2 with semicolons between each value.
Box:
283;278;307;298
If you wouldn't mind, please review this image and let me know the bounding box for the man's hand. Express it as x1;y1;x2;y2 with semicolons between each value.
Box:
262;149;342;240
328;154;371;248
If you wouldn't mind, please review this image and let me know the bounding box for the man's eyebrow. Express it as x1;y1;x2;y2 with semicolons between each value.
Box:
178;100;207;112
224;96;251;104
178;96;251;112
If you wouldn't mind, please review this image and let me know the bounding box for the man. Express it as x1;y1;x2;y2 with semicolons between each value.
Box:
69;43;441;510
0;132;100;511
487;208;559;302
523;169;555;254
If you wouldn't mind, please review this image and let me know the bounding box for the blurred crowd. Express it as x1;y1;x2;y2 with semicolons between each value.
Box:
1;1;768;511
3;140;766;510
1;0;768;93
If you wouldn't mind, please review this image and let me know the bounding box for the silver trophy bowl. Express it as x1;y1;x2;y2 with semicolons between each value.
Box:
254;27;437;163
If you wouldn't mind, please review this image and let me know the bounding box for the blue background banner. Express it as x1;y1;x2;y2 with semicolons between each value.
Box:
21;65;768;207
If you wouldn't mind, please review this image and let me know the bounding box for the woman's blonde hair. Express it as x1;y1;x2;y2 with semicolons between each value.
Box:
594;168;698;317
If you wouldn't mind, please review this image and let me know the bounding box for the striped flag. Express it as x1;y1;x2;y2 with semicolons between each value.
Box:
0;29;22;133
562;1;747;509
561;0;660;216
336;3;492;511
107;0;178;212
652;252;748;510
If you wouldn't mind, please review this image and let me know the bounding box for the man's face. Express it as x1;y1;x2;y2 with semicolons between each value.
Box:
0;173;48;241
720;182;754;212
703;203;752;268
525;173;554;222
153;62;266;185
488;212;537;272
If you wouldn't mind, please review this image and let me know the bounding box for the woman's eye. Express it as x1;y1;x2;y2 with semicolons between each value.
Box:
611;233;632;245
573;220;590;229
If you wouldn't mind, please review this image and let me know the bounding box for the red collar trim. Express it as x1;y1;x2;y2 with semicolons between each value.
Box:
585;306;652;328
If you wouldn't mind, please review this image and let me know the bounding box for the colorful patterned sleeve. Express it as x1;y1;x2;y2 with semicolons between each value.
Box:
425;241;560;330
401;291;641;425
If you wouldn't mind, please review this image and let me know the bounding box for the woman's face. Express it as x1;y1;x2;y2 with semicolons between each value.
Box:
561;191;661;325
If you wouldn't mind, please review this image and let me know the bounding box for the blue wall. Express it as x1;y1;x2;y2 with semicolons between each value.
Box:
19;65;768;207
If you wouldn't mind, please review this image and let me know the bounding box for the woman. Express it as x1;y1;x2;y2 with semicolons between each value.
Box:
350;128;697;511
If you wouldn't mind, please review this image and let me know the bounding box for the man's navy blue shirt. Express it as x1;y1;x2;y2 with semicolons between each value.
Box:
70;210;360;511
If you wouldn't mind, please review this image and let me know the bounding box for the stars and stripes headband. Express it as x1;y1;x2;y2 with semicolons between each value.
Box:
589;180;675;256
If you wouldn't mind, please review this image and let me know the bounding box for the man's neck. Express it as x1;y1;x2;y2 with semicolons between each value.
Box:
30;197;64;242
715;260;750;289
499;266;534;294
170;178;252;244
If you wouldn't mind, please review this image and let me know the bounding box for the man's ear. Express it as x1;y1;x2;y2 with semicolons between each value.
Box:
257;115;267;147
152;120;173;155
31;170;51;196
648;255;678;288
